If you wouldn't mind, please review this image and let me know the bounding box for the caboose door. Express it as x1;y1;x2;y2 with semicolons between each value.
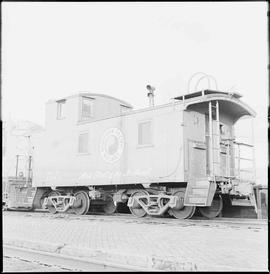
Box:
184;111;207;179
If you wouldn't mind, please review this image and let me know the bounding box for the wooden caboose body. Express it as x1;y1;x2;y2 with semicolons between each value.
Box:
32;90;257;219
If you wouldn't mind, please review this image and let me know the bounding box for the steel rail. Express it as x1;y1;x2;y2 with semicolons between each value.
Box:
3;210;267;227
3;244;144;272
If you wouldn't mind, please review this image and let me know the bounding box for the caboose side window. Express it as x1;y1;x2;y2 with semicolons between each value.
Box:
80;97;94;120
78;133;89;154
57;100;66;119
138;121;152;146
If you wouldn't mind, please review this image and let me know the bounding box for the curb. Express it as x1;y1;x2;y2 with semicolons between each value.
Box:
3;237;198;271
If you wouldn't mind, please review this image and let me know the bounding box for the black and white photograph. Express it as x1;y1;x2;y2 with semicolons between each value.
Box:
2;1;268;272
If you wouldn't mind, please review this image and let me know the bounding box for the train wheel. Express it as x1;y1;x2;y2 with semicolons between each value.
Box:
129;190;148;218
186;205;196;219
102;194;117;215
47;190;61;214
73;190;90;215
170;190;196;219
199;195;223;219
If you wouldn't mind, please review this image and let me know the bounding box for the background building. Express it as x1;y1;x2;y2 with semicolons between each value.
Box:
2;118;44;181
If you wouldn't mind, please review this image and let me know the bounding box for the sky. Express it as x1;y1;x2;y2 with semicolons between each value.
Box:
1;2;268;184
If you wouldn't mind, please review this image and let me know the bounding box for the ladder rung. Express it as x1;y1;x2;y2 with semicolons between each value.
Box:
239;169;254;173
234;142;254;147
187;195;208;198
235;157;253;161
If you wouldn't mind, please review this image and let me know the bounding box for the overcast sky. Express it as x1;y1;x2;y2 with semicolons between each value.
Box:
2;2;268;184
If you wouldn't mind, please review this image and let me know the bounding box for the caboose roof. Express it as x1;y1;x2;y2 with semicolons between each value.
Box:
48;92;133;109
174;89;242;100
179;89;256;122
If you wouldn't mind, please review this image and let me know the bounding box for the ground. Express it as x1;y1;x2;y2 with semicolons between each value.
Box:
3;210;268;271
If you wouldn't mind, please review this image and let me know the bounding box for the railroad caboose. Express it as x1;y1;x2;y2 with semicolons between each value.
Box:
32;90;257;219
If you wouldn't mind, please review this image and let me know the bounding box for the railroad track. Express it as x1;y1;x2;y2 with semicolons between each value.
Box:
3;209;267;230
3;244;137;272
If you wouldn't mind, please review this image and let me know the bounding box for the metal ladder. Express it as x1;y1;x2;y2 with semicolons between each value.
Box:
208;101;221;177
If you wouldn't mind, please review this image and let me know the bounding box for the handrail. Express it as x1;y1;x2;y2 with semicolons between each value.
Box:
233;141;254;148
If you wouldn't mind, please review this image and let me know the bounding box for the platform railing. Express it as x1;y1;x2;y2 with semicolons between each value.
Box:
233;141;255;183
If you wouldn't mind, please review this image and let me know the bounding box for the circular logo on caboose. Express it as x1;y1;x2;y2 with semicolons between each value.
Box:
100;128;124;163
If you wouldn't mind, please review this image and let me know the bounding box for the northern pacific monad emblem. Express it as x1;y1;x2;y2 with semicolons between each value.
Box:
100;128;124;163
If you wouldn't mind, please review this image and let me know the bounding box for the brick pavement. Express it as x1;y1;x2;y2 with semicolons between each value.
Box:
3;211;268;271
